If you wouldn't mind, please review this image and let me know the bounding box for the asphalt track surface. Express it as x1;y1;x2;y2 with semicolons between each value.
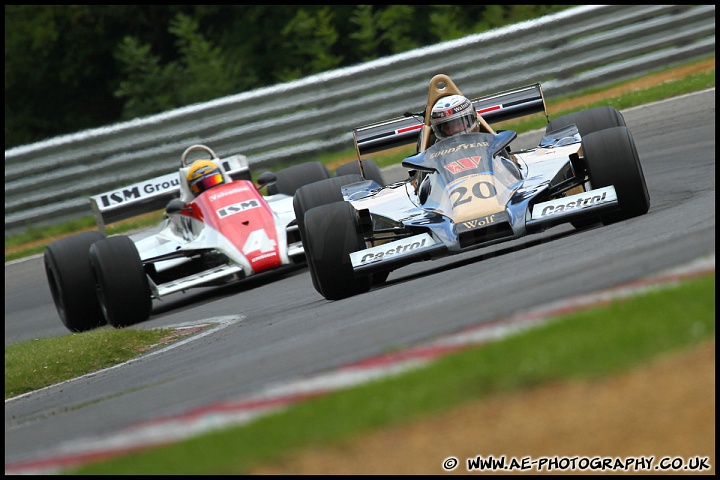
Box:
4;90;716;471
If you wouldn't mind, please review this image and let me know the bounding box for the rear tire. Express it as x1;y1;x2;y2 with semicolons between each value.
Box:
89;235;152;328
335;158;385;186
44;231;106;332
546;106;626;137
304;201;372;300
267;161;330;196
582;126;650;225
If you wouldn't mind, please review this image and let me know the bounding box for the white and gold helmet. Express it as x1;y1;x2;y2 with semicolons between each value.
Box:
430;95;480;140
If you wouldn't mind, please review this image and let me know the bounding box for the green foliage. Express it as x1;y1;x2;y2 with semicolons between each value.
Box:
428;6;467;41
429;5;577;40
475;4;507;31
113;37;174;117
376;5;420;54
348;5;423;58
4;216;96;249
276;8;343;82
169;13;241;105
5;328;175;399
114;13;240;119
348;6;381;61
5;5;124;148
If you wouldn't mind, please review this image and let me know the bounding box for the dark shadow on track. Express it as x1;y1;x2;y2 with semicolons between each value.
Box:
149;262;308;316
376;223;602;289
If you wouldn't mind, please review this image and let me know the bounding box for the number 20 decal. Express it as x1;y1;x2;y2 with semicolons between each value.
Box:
450;181;497;207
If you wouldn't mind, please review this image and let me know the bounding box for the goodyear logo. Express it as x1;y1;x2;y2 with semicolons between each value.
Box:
429;142;489;160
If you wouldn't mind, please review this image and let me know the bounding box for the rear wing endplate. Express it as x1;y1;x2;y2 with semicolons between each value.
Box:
353;83;547;157
89;154;251;235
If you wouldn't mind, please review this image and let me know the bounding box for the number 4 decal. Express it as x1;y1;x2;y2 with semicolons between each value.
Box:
243;229;277;253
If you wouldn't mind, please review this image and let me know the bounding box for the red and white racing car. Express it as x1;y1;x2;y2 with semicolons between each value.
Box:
44;144;345;332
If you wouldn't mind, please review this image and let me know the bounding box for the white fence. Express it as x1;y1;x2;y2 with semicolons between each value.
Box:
4;4;715;235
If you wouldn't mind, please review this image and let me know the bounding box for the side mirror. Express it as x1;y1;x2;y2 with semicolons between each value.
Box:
166;198;189;215
256;171;277;190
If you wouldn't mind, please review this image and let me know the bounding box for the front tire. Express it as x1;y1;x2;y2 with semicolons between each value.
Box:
293;174;364;293
582;126;650;225
89;235;152;328
44;231;106;332
304;201;372;300
548;106;629;230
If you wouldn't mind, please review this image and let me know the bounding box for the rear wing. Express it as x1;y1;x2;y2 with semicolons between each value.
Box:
89;154;251;235
353;83;548;157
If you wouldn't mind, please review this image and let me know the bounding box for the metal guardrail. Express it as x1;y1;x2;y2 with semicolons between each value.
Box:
4;4;715;235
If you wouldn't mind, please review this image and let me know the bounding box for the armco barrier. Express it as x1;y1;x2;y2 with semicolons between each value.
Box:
4;4;715;235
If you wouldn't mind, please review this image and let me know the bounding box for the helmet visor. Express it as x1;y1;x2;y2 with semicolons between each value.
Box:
191;172;224;194
435;114;476;139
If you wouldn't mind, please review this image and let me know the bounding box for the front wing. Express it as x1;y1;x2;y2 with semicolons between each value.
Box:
347;184;618;276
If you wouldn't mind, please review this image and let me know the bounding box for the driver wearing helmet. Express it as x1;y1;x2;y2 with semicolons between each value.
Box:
429;94;517;166
187;159;226;197
429;94;495;142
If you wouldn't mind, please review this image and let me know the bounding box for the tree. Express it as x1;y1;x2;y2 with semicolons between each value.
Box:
4;5;192;149
275;8;343;82
113;13;241;120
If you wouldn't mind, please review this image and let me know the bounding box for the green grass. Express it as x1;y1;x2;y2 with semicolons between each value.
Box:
60;272;714;474
4;57;715;263
5;328;175;399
